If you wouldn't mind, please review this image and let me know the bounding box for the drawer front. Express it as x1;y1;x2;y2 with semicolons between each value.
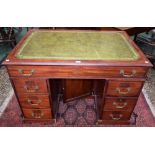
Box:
22;109;52;119
104;98;137;111
12;79;48;94
106;81;143;97
102;111;131;121
7;66;148;78
18;94;51;108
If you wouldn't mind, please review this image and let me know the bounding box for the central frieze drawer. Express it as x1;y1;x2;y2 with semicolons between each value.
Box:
12;79;48;94
106;81;144;97
7;66;148;78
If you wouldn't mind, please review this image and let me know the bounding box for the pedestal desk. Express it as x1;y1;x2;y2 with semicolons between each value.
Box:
3;30;152;125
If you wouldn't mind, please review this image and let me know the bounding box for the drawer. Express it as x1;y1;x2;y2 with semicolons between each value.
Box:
12;79;48;94
18;94;51;108
104;98;137;111
102;111;131;121
22;108;52;119
106;81;144;97
7;65;148;78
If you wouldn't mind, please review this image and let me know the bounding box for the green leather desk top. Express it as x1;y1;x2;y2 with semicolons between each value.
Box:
15;31;139;61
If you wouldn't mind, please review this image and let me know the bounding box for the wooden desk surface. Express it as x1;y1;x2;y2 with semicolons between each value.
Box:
3;30;151;67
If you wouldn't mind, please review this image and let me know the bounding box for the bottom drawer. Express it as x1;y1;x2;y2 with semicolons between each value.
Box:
22;109;52;119
102;111;132;121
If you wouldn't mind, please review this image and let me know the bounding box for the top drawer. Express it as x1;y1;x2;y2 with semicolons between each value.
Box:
7;65;148;78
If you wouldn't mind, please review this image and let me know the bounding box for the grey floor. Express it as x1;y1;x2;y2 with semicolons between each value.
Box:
143;68;155;116
0;28;28;114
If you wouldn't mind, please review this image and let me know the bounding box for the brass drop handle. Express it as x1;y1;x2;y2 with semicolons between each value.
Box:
120;69;136;77
18;69;35;77
113;101;128;109
27;99;41;106
24;85;39;93
110;114;123;121
32;111;44;118
116;87;131;95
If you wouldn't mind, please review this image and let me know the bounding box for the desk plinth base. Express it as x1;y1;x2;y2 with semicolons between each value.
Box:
22;118;56;124
97;119;135;125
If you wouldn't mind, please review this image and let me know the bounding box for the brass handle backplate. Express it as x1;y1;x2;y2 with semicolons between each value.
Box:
120;69;136;77
116;87;131;95
27;99;41;106
32;111;44;118
24;85;39;93
113;101;128;109
110;114;123;121
18;69;35;77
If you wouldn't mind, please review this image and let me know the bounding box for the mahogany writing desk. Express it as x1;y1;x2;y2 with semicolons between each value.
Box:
3;30;152;125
